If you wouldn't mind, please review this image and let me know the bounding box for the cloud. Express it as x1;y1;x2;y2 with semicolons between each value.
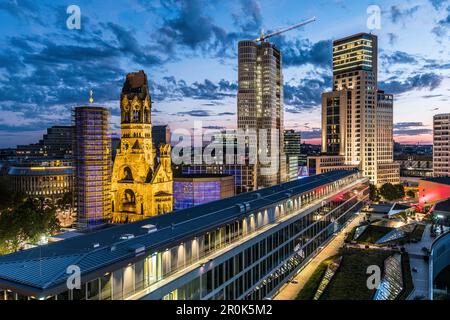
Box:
0;0;44;25
390;5;420;24
233;0;263;33
381;51;417;65
177;109;212;117
156;0;227;53
107;22;162;66
284;76;332;112
394;122;432;136
387;33;398;46
429;0;448;10
300;129;322;139
379;73;443;94
276;38;332;69
151;77;237;101
432;6;450;37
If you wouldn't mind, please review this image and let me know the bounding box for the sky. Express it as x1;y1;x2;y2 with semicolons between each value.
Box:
0;0;449;148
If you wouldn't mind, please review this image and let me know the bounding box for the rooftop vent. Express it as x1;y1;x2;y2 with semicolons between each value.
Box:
128;244;145;256
120;234;135;240
141;224;157;234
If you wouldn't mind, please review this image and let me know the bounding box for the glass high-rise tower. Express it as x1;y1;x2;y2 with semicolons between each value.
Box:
237;40;286;188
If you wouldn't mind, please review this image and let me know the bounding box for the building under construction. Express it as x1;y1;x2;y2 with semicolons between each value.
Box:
73;106;111;229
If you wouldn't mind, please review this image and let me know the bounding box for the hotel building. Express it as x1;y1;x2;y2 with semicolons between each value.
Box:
433;113;450;177
312;33;399;185
0;170;368;300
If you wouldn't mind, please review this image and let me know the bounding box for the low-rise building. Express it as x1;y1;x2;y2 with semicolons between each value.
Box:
8;160;73;198
418;177;450;207
173;174;235;210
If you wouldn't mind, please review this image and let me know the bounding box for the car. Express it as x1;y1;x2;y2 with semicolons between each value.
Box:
291;279;299;284
412;267;418;272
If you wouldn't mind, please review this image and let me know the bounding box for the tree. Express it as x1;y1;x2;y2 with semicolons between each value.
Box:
369;184;380;202
0;197;59;254
379;183;397;201
379;183;405;201
394;184;405;199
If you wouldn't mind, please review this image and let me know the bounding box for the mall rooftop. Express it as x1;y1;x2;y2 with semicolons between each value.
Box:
0;170;359;295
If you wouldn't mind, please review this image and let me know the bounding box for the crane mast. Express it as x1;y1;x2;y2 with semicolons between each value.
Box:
255;16;316;42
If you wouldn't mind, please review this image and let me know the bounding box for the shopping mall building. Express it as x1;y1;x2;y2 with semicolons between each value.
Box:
0;170;369;300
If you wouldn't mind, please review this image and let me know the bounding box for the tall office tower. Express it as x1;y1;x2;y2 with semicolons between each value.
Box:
73;106;111;228
111;71;173;223
284;130;301;181
376;90;400;184
237;40;286;189
319;32;399;185
433;113;450;177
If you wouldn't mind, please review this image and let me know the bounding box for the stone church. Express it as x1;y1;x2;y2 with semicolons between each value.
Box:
111;70;173;223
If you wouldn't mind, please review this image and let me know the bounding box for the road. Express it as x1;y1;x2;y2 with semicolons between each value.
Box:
273;212;365;300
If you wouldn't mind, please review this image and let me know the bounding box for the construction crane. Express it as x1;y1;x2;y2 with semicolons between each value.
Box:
255;16;316;42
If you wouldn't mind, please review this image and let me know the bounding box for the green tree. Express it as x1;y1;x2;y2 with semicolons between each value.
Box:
379;183;397;201
0;197;59;254
379;183;405;201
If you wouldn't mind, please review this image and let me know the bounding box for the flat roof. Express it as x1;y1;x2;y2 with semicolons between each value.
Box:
421;176;450;186
174;174;234;179
0;170;359;294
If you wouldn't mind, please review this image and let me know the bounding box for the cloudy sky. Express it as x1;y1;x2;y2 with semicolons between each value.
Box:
0;0;449;147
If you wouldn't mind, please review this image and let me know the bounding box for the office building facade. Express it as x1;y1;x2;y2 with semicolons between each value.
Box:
433;113;450;177
237;40;286;189
0;170;369;300
73;106;111;228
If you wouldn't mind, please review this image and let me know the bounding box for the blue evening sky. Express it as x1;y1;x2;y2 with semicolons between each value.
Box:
0;0;449;147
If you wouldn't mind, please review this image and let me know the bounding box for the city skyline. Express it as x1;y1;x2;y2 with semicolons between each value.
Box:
0;0;449;148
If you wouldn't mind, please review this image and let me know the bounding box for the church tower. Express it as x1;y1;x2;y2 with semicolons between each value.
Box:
111;70;173;223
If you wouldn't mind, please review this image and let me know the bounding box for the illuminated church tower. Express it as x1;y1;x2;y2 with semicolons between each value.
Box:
111;70;173;223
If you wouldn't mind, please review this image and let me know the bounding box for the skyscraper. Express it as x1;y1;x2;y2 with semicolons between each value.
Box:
111;71;173;223
433;113;450;177
73;106;111;228
237;40;286;188
318;32;399;185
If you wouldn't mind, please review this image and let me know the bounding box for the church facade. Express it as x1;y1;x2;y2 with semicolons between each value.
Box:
111;70;173;223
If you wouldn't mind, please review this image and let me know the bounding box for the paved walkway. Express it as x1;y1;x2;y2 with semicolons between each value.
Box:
273;213;365;300
404;224;432;300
